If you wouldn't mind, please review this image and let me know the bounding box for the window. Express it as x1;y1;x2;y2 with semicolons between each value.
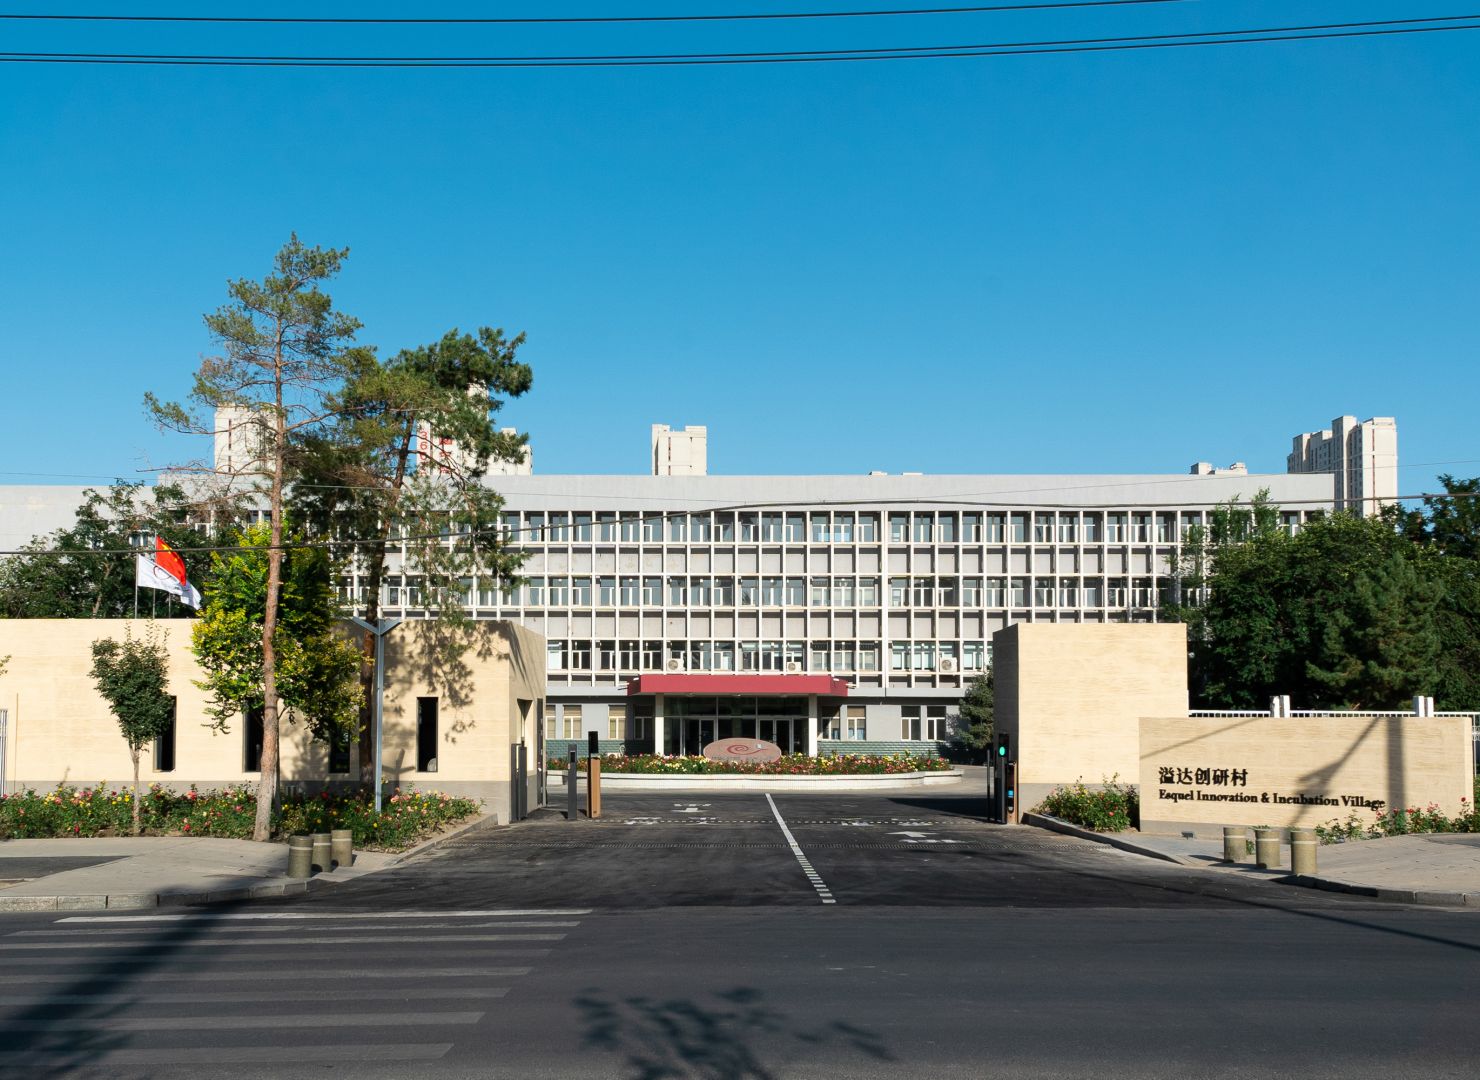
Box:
761;513;784;541
547;641;565;671
668;515;687;542
1034;514;1054;544
417;697;439;772
811;513;830;543
547;513;570;542
938;577;960;606
597;511;617;541
785;513;806;542
525;576;545;606
810;576;830;607
912;514;934;543
891;642;909;671
786;577;806;606
525;512;545;541
761;576;784;606
598;640;617;669
739;513;758;541
901;705;920;738
857;513;879;542
713;641;736;670
739;577;759;606
573;513;592;542
620;514;641;542
858;577;879;606
835;513;855;542
858;642;880;671
962;577;982;606
689;514;712;542
890;513;909;542
690;577;712;605
714;577;735;605
599;576;617;606
572;577;592;606
913;641;935;671
1058;516;1078;543
911;578;933;607
1058;579;1078;607
938;513;957;543
328;729;350;774
890;577;909;607
1034;578;1055;607
547;577;570;606
561;705;582;740
1083;513;1103;542
569;641;592;669
963;641;984;670
832;642;855;670
642;514;663;542
962;513;982;542
834;578;856;606
821;705;842;740
901;705;945;740
1011;578;1029;606
811;640;829;671
926;705;946;741
985;514;1005;543
619;640;642;668
715;513;735;541
668;577;687;605
1010;513;1029;543
1106;513;1127;542
983;578;1005;606
641;640;663;669
154;698;177;773
846;705;867;740
244;706;264;772
642;577;663;605
608;709;623;739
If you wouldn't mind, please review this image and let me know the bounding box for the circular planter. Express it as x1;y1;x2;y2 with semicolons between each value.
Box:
547;768;962;791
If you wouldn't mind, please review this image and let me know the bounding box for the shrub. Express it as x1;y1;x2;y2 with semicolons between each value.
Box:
0;783;480;850
1036;776;1139;832
548;753;952;776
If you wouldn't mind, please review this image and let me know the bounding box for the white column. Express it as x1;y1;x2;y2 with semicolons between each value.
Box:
654;694;666;755
806;695;819;757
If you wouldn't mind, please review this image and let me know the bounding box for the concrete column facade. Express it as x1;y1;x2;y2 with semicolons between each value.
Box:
806;695;819;757
654;694;666;756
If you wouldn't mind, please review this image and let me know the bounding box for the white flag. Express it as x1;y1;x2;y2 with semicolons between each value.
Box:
135;553;202;610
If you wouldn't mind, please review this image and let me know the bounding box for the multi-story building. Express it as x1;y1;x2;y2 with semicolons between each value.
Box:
1287;415;1398;516
0;426;1344;762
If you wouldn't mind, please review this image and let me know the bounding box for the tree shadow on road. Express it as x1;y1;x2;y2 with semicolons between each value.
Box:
575;984;894;1080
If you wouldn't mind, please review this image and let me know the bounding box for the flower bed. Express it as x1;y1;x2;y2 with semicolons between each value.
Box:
1035;777;1139;833
548;753;951;775
1316;781;1480;844
0;784;481;851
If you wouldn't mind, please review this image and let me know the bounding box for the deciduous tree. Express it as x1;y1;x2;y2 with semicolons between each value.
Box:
90;625;174;835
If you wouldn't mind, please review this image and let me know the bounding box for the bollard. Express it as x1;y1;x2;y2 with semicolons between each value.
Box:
311;832;332;874
567;748;579;820
288;835;313;879
1290;827;1318;876
1254;827;1282;870
330;828;353;870
1222;826;1249;863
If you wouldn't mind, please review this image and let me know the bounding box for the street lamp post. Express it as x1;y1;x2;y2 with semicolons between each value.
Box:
349;616;402;812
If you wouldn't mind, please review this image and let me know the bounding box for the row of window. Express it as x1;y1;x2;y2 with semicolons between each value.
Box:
546;702;949;743
494;509;1309;546
372;573;1164;612
543;639;992;673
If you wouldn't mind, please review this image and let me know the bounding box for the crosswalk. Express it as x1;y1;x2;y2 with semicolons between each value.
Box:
0;907;590;1074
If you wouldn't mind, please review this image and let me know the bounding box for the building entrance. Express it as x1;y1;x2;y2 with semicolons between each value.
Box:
664;696;806;756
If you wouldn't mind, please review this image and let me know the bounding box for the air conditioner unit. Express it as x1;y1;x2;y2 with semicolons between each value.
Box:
938;658;958;673
784;661;802;673
665;657;685;673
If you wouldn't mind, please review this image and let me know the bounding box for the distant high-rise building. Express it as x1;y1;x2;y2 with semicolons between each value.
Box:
652;423;707;476
1286;415;1397;516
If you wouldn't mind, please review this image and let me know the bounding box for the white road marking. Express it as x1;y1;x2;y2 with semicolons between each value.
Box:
0;987;511;1005
57;909;589;923
765;794;836;905
1;966;534;983
0;1012;483;1032
0;1045;453;1067
0;934;565;951
16;921;579;937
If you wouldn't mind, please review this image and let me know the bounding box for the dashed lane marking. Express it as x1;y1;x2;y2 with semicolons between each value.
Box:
57;909;590;923
765;794;837;905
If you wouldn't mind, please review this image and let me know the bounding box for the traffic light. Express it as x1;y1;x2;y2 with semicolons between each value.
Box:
996;733;1010;761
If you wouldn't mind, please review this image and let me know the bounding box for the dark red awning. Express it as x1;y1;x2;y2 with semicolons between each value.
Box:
626;674;850;697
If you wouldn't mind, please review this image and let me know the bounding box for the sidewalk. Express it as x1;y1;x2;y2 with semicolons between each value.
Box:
1026;813;1480;907
0;814;497;912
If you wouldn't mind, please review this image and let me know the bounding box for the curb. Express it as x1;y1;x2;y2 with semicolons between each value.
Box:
384;812;502;865
1281;873;1480;908
1022;812;1196;865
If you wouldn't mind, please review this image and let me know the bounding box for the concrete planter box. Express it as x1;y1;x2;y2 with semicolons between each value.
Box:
547;769;963;791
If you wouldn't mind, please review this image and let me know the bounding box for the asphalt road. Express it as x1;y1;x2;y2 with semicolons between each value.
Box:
2;785;1479;1079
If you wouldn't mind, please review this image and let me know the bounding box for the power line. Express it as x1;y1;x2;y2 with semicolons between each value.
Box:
0;2;1199;26
4;14;1476;66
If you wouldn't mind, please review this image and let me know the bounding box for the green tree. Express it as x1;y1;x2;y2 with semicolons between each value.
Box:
0;482;227;619
148;235;370;840
1191;511;1451;709
949;671;995;762
1395;474;1480;560
289;327;532;776
90;625;174;835
192;523;362;749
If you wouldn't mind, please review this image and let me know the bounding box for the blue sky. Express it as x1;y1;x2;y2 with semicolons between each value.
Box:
1;2;1477;489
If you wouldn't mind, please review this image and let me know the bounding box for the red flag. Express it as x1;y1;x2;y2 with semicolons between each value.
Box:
155;537;188;586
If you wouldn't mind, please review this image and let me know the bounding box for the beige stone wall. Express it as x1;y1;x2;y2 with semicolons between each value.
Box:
992;622;1188;799
1140;714;1474;832
0;618;543;803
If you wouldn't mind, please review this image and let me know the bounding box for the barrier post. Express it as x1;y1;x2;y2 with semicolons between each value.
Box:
1290;827;1318;876
1223;826;1249;863
1254;827;1282;869
287;835;313;878
587;732;602;820
567;748;579;820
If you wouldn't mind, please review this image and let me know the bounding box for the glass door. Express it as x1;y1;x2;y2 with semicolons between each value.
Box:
758;717;794;753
